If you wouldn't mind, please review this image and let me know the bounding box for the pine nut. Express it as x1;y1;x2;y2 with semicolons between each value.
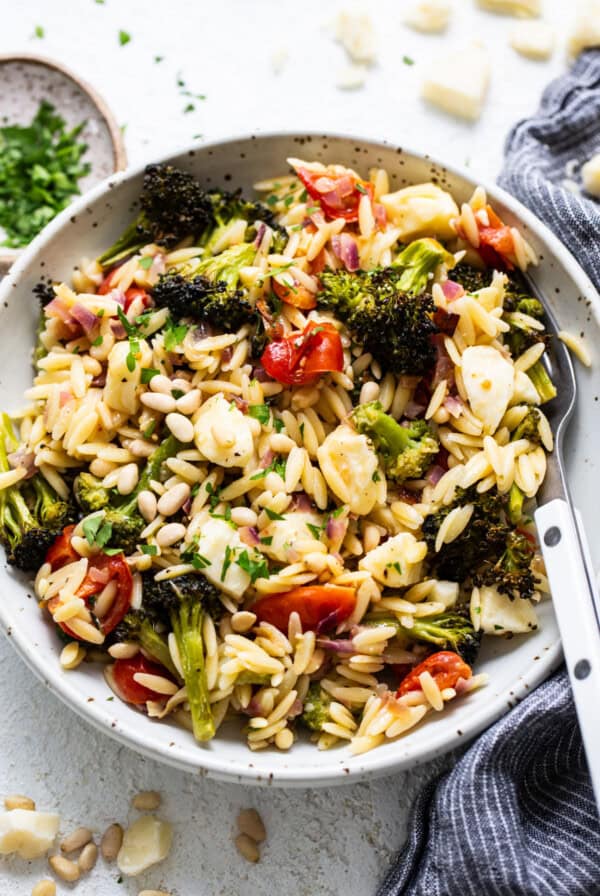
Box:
4;794;35;811
117;463;139;495
141;393;176;413
108;642;139;659
157;482;190;516
100;823;123;861
132;791;161;811
32;881;56;896
60;826;92;853
78;841;98;873
237;808;266;843
156;522;186;547
275;727;294;750
165;412;194;443
234;833;260;863
269;433;295;453
48;855;80;882
129;438;155;457
264;472;285;493
231;610;257;633
176;389;201;414
138;489;157;522
59;642;86;670
230;507;258;527
363;523;381;553
360;381;379;404
149;374;173;394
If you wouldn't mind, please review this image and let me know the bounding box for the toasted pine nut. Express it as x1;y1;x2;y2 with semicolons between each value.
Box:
234;833;260;863
48;855;80;882
149;374;173;394
60;642;86;670
31;881;56;896
117;463;139;496
141;393;177;414
108;642;139;659
100;823;123;861
230;507;258;528
129;438;155;457
231;611;257;633
157;482;190;516
4;794;35;811
275;727;294;750
132;790;161;811
156;522;186;547
138;489;157;522
78;841;98;873
359;381;379;404
165;412;194;443
176;389;201;414
60;826;93;853
237;808;266;843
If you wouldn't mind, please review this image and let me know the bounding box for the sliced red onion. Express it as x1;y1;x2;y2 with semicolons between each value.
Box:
110;320;126;339
441;280;465;302
291;492;312;513
331;233;359;272
454;676;471;696
253;222;266;247
7;449;36;478
191;322;213;342
229;394;249;413
287;697;304;719
374;202;387;229
426;465;446;486
326;515;347;543
403;400;426;420
431;341;455;390
45;297;74;323
182;497;192;516
317;638;356;655
108;289;126;306
239;526;260;548
258;448;274;470
444;395;463;418
316;610;342;635
71;302;99;337
252;366;270;383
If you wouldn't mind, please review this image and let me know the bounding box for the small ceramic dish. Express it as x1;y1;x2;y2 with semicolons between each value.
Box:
0;53;126;273
0;133;598;787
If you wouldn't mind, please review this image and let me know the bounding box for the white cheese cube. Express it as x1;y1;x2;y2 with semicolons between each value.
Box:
317;425;380;515
0;809;60;859
380;184;459;241
476;0;540;15
336;64;368;90
582;152;600;197
568;1;600;57
359;532;427;588
471;585;538;634
429;580;460;608
462;345;515;434
510;22;555;59
404;0;451;33
335;11;376;64
104;339;151;415
194;393;255;468
195;518;251;597
117;815;173;877
421;45;490;121
260;511;324;564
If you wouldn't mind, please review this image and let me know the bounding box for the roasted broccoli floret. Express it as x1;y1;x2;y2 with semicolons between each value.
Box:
0;414;75;570
451;262;491;294
301;682;332;732
393;238;453;296
199;188;284;253
98;164;215;268
141;573;224;741
365;609;481;665
152;243;257;332
512;407;543;445
423;486;511;584
74;435;181;553
351;401;439;481
503;289;556;404
474;530;540;601
111;608;177;679
318;266;438;375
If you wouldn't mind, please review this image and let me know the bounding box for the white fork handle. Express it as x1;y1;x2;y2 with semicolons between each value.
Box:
535;498;600;808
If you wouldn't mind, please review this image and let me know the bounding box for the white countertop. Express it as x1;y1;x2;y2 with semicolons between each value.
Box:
0;2;577;893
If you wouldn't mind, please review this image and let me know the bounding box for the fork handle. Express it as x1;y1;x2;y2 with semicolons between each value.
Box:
535;498;600;808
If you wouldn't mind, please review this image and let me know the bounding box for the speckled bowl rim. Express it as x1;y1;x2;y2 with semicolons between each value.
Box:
2;130;598;786
0;52;127;272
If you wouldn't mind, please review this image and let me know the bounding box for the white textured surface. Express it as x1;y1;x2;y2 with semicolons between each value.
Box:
0;1;577;893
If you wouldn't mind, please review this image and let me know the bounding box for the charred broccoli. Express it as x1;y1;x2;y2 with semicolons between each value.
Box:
152;243;257;332
199;188;285;254
74;435;181;553
111;608;177;679
318;266;438;375
393;238;454;296
351;401;439;481
365;609;481;665
0;414;75;570
503;288;556;404
474;530;540;601
301;682;332;732
98;164;215;267
140;572;224;741
505;408;544;525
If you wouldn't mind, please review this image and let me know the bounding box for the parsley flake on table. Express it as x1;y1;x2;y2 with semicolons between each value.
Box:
0;101;90;248
118;29;131;45
33;25;45;38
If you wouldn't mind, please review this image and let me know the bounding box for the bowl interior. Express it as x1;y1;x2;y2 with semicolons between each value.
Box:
1;133;598;786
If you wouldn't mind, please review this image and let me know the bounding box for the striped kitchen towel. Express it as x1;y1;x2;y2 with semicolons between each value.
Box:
378;49;600;896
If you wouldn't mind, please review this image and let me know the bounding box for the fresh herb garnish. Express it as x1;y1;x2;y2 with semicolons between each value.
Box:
248;404;271;426
273;417;285;433
118;30;131;45
140;367;159;384
140;545;158;555
138;255;153;270
33;25;45;38
82;514;112;548
221;545;234;581
403;55;414;66
237;549;269;583
306;522;324;540
164;317;189;351
264;508;286;521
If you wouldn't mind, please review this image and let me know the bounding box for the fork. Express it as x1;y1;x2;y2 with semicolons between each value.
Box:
529;286;600;806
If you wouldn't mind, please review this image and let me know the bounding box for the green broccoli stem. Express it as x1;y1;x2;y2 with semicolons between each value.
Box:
182;243;256;289
172;601;214;742
507;483;525;526
98;219;144;269
139;620;179;679
117;434;182;516
526;360;557;404
353;404;412;456
393;238;448;296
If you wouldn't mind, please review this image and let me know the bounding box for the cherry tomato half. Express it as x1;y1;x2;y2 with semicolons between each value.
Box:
123;287;151;313
253;585;356;633
272;276;317;311
112;654;171;705
477;206;515;270
295;165;374;223
97;266;121;295
261;321;344;386
396;651;472;697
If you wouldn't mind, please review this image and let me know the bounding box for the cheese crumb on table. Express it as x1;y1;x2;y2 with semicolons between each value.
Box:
334;10;376;64
510;21;555;59
568;0;600;57
476;0;540;16
404;0;452;33
421;44;490;121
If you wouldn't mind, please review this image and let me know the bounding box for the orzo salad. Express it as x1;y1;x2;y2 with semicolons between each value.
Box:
2;159;554;755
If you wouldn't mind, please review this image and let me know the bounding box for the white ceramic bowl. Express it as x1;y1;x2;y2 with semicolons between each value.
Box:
1;133;598;787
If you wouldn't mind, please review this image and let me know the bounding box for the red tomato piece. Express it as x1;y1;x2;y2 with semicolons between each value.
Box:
396;651;472;697
272;277;317;311
477;205;516;270
97;266;121;295
261;321;344;386
253;585;356;633
295;165;374;223
112;655;170;705
124;287;151;313
45;525;78;569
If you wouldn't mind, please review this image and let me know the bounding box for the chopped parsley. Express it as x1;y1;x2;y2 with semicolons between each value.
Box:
273;417;285;433
250;456;286;481
82;514;112;549
220;545;234;581
306;522;324;540
248;404;271;426
33;25;45;38
140;367;159;384
118;30;131;45
138;255;153;270
403;55;415;66
264;508;286;521
356;182;368;195
260;536;273;546
237;549;269;583
164;317;189;351
91;335;103;347
140;545;158;556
